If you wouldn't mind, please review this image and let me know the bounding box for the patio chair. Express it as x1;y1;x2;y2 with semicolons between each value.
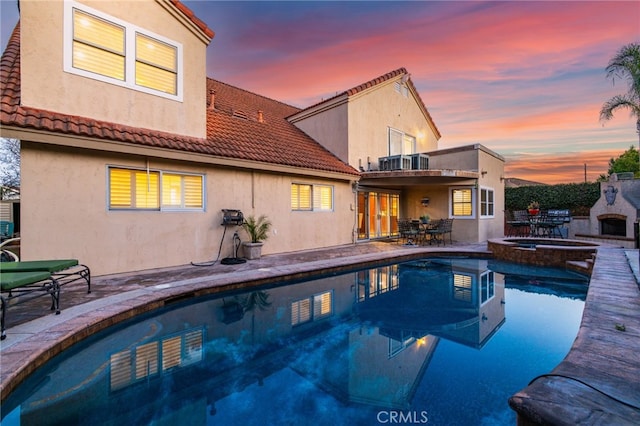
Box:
0;221;14;241
506;210;531;237
1;271;60;340
398;218;420;245
533;211;562;238
426;218;454;245
1;259;91;293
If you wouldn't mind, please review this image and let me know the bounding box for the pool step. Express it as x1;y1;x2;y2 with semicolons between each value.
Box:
566;256;594;275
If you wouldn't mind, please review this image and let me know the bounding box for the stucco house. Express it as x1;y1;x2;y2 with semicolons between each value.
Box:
1;0;505;276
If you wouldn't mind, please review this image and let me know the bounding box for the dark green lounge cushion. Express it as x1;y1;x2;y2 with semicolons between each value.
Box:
1;271;53;291
0;259;78;273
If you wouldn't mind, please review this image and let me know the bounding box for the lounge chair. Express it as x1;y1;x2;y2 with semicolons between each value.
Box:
1;259;91;293
0;237;19;261
0;271;60;340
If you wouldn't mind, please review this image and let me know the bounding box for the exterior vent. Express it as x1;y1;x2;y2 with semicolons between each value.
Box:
232;110;248;120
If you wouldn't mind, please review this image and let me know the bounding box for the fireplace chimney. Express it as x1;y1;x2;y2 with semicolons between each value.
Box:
257;110;264;123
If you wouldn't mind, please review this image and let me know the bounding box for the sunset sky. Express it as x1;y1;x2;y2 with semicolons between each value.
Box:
1;1;639;184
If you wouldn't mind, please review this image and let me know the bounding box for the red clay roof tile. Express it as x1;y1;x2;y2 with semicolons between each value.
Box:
168;0;215;39
0;22;358;177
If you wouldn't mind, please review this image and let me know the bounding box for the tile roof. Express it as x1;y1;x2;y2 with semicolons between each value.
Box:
168;0;215;39
205;79;357;174
0;23;358;177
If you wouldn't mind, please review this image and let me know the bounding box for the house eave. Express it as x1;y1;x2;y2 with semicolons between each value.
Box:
359;169;479;187
158;0;214;44
2;126;358;182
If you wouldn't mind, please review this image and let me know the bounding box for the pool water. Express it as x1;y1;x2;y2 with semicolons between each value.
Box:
1;258;588;425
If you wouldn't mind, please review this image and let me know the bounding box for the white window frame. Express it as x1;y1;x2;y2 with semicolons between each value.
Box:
291;183;334;212
450;187;476;219
479;187;495;218
388;128;416;156
480;271;495;305
107;166;205;212
64;1;183;101
291;290;333;326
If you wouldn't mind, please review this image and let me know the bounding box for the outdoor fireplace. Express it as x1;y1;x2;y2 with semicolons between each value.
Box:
599;214;626;237
574;173;640;249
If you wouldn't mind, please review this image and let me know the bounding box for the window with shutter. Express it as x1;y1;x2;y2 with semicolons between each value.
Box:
135;33;177;95
291;183;312;211
292;183;333;212
72;9;125;80
109;167;203;211
65;2;182;100
452;188;473;217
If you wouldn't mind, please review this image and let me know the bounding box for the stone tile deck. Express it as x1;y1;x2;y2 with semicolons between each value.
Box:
509;245;640;424
1;240;639;424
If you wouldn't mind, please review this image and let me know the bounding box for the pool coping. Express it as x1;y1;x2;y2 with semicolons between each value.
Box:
508;245;640;424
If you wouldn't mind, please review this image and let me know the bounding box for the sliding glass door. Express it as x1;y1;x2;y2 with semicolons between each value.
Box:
357;191;399;240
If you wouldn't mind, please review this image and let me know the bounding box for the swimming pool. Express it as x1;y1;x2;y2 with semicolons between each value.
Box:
1;258;588;425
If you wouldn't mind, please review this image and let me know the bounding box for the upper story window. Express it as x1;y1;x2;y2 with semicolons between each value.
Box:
291;183;334;212
480;188;495;217
64;1;182;101
108;167;204;211
388;128;416;156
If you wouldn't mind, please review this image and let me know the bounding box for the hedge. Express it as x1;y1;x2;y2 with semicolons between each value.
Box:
505;182;600;216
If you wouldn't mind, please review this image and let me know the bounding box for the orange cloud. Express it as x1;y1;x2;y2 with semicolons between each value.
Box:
504;149;630;184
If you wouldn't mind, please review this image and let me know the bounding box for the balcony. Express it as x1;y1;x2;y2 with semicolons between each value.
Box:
378;153;429;171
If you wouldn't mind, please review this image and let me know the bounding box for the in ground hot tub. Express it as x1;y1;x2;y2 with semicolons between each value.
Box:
488;238;599;271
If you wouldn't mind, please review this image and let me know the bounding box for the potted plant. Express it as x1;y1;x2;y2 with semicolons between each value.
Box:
420;214;430;224
241;214;272;260
528;201;540;215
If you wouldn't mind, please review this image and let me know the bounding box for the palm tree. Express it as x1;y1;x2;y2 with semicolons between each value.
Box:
599;43;640;150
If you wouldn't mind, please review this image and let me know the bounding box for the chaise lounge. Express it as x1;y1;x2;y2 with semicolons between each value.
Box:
1;259;91;293
0;270;61;340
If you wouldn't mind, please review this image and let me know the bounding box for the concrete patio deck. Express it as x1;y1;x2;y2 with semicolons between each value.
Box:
1;240;639;424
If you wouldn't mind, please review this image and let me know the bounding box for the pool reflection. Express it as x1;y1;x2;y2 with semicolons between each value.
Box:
6;258;580;426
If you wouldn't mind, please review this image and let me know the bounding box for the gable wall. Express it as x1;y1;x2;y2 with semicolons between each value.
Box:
347;80;439;170
20;0;208;138
289;101;350;164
